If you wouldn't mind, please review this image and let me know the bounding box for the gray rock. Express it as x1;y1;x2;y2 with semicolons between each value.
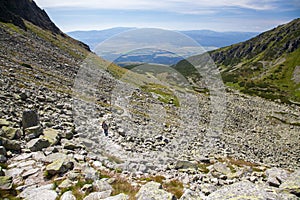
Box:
175;160;198;170
83;191;112;200
279;169;300;196
60;191;76;200
212;162;231;175
24;125;43;140
83;166;99;181
46;159;73;176
0;155;7;163
58;179;74;189
179;189;204;200
0;136;21;151
27;138;50;152
207;180;278;200
0;146;6;155
266;167;290;187
19;184;57;200
136;181;175;200
92;179;113;192
0;176;12;190
103;193;129;200
22;110;39;129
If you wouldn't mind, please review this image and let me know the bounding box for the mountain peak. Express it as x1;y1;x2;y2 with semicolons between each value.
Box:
0;0;62;35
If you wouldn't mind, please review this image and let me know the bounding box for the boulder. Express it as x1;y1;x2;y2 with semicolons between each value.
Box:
46;159;73;176
103;193;129;200
207;180;278;200
92;179;113;192
0;146;6;155
0;176;12;190
136;181;175;200
0;136;21;151
265;167;290;187
0;155;7;163
1;126;21;139
179;189;204;200
280;169;300;196
27;138;50;152
24;125;43;140
175;160;198;170
19;184;57;200
83;191;112;200
42;128;61;145
58;179;73;190
22;110;39;129
212;162;231;175
0;119;10;127
60;191;76;200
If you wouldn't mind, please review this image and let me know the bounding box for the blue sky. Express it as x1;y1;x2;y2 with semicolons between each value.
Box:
35;0;300;32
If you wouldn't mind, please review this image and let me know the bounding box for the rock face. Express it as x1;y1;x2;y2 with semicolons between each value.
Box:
136;181;175;200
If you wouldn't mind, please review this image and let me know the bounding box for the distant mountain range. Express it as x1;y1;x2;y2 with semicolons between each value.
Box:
68;28;258;66
68;28;258;50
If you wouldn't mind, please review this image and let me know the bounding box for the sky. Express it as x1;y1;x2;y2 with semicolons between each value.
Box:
34;0;300;33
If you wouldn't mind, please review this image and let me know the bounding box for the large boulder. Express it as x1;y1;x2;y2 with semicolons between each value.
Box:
0;136;21;151
45;159;73;176
279;169;300;196
19;184;57;200
60;191;76;200
175;160;198;170
265;167;290;187
24;125;43;140
136;181;175;200
83;191;112;200
207;180;278;200
27;138;50;152
22;110;39;129
0;176;13;190
42;128;61;145
1;126;21;139
92;179;113;192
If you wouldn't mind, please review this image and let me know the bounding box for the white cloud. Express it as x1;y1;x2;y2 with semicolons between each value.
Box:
35;0;281;12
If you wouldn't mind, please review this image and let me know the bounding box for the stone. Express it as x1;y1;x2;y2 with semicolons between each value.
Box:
27;138;50;152
1;126;21;140
43;153;67;164
42;128;61;145
200;183;217;195
46;159;66;175
83;166;99;181
83;191;112;200
19;184;57;200
0;146;6;155
22;168;40;179
0;155;7;163
61;139;82;150
212;162;231;175
0;166;4;176
0;119;10;127
24;125;43;140
0;176;13;190
279;169;300;196
0;136;21;151
81;184;93;193
136;181;175;200
58;179;73;189
175;160;198;170
22;110;39;129
207;180;278;200
179;189;204;200
60;191;76;200
92;179;113;192
266;167;290;187
103;193;129;200
118;128;125;137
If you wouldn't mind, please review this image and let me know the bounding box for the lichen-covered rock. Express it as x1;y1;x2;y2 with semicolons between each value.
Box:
1;126;21;140
27;138;50;152
0;176;12;190
46;159;72;176
279;169;300;196
42;128;61;145
136;181;175;200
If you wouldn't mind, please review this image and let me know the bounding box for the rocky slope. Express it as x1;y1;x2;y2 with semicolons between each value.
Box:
0;1;300;199
175;18;300;104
